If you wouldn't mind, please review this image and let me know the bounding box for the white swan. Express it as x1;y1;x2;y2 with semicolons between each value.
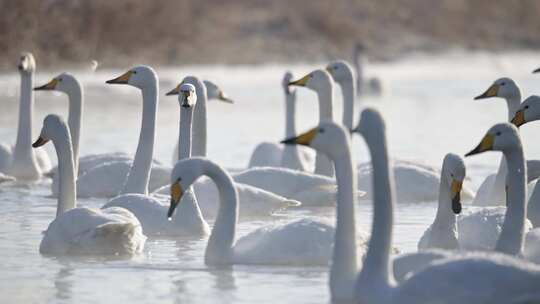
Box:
72;66;170;198
511;94;540;227
288;69;335;177
104;83;209;237
326;60;455;203
417;153;464;250
0;52;51;180
33;114;145;256
169;120;373;266
247;72;316;171
353;110;540;304
34;73;169;197
171;77;235;163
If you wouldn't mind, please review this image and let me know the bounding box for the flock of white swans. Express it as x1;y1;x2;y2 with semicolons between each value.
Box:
3;51;540;303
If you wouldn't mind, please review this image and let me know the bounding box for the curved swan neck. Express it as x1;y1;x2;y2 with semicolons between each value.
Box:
204;162;238;265
433;172;456;228
329;140;358;300
192;80;207;157
66;81;83;173
178;106;194;160
122;81;158;195
357;128;395;287
339;78;356;131
495;147;526;255
52;124;77;216
14;71;38;166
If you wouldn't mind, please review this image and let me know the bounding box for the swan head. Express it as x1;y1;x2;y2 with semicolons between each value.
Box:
474;77;519;101
106;65;157;89
34;72;78;94
465;123;521;157
442;153;466;214
281;121;349;158
167;157;207;219
203;80;234;103
166;83;197;108
511;95;540;127
352;107;386;143
282;71;294;95
288;69;332;92
32;114;68;148
326;60;354;83
18;52;36;74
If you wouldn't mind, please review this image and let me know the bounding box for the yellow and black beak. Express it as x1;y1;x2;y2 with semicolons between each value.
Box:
474;84;499;100
465;134;494;157
288;74;311;87
34;78;59;91
511;109;526;127
106;70;134;84
167;180;184;219
180;90;194;108
533;67;540;74
450;179;463;214
32;136;50;148
281;128;318;146
166;85;181;96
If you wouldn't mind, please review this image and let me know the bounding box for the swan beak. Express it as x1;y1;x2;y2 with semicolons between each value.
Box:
465;134;494;157
167;181;184;219
166;85;180;96
288;74;310;87
32;136;50;148
34;78;59;91
181;91;195;108
533;67;540;74
451;179;463;214
474;84;499;100
106;70;134;84
281;128;318;146
218;91;234;104
511;110;526;127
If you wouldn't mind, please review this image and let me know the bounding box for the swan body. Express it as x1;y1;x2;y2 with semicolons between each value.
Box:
104;79;208;237
354;110;540;304
248;72;316;171
0;53;51;180
34;115;145;256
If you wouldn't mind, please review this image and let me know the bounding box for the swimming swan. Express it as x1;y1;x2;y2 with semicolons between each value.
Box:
104;83;209;237
33;114;145;256
247;72;315;171
0;53;51;180
72;66;170;198
34;72;169;197
354;110;540;304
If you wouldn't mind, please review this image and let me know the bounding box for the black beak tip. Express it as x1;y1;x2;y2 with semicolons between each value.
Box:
533;68;540;74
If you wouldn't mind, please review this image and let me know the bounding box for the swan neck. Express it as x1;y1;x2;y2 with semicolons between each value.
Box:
285;91;297;137
192;85;207;157
14;71;36;164
316;83;333;122
495;148;526;255
122;82;158;195
204;162;238;265
339;78;356;130
329;144;358;299
53;125;77;216
66;83;83;173
433;173;456;228
359;130;394;286
506;94;522;122
179;106;193;160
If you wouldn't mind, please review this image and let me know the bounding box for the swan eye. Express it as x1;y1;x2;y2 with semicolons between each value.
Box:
319;128;325;133
496;131;502;136
500;82;506;86
525;106;530;109
58;78;62;82
132;70;137;74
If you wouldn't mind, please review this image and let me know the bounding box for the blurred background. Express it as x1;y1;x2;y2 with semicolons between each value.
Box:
2;0;540;69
